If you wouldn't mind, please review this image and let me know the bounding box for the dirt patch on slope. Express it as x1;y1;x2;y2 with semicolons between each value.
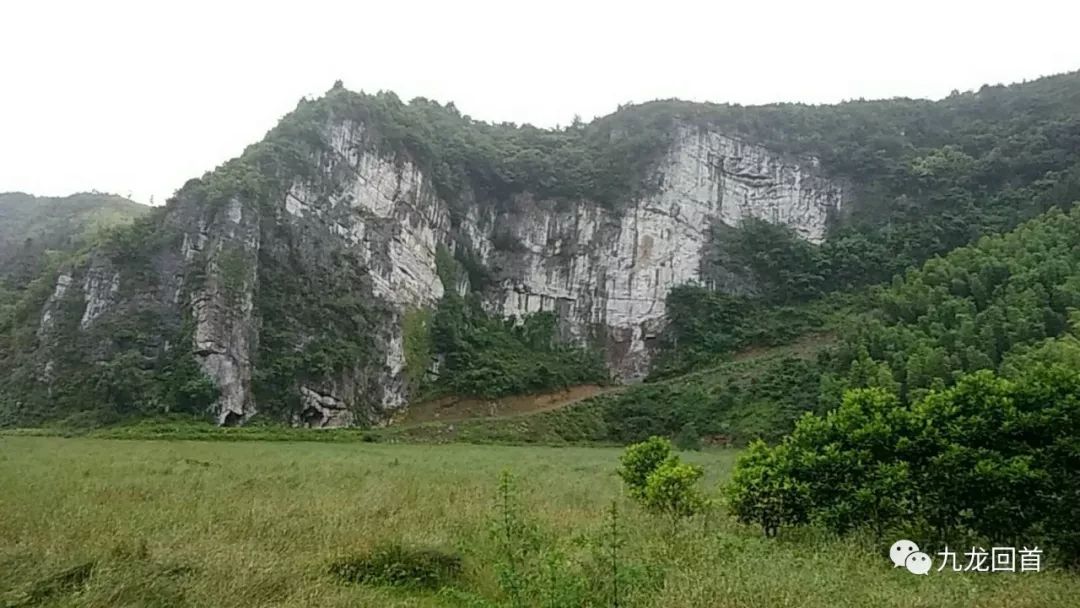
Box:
400;384;619;424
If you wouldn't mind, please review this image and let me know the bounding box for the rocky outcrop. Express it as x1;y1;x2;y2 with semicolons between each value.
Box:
37;273;73;339
314;125;843;383
298;386;353;427
29;117;842;426
479;128;843;378
79;267;120;330
187;197;262;426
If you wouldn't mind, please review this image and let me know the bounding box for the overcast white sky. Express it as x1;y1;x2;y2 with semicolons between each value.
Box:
2;0;1079;205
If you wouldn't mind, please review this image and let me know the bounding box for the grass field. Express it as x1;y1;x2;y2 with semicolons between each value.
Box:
2;437;1078;607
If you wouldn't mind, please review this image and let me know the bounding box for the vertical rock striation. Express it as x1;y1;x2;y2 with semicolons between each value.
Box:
29;117;842;425
475;127;842;379
187;197;262;425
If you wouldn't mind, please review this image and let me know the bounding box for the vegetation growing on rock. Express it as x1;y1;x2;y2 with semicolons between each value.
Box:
421;246;609;399
4;71;1080;428
0;192;148;289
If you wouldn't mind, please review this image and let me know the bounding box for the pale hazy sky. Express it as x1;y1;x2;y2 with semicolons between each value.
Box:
3;0;1079;205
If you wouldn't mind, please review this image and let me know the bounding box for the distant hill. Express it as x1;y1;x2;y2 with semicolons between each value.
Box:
0;192;149;287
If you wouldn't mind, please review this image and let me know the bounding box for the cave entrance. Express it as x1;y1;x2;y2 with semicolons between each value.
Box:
300;406;327;428
221;411;243;427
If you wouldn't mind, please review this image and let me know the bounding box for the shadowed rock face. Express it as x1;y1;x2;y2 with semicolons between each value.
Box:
30;118;841;427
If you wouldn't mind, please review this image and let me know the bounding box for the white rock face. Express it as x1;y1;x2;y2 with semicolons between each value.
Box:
37;273;73;338
284;122;449;314
671;129;840;243
35;119;842;426
190;197;261;425
282;121;450;415
485;127;843;378
79;269;120;330
301;122;843;402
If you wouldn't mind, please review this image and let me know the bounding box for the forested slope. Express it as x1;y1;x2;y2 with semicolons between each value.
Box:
0;192;147;286
720;207;1080;564
433;206;1080;445
0;192;147;339
826;205;1080;401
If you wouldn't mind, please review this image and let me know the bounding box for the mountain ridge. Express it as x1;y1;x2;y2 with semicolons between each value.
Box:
2;69;1080;429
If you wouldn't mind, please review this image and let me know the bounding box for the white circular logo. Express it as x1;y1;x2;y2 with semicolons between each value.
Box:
905;551;932;575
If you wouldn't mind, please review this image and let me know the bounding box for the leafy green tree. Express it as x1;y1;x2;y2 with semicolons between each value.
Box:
725;441;808;537
915;367;1080;551
788;388;918;535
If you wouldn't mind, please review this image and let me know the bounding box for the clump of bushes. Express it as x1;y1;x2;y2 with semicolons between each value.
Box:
725;363;1080;565
618;436;706;517
329;543;463;590
641;459;706;517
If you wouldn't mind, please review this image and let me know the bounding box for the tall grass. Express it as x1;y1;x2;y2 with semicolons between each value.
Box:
1;437;1076;607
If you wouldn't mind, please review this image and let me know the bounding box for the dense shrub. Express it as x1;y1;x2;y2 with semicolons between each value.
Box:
711;218;825;304
673;422;702;451
425;249;608;399
726;362;1080;565
651;286;830;378
617;436;674;499
641;459;706;517
614;356;822;444
618;437;706;517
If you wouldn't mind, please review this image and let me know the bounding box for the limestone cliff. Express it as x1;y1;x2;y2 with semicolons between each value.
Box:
484;128;842;379
20;92;843;427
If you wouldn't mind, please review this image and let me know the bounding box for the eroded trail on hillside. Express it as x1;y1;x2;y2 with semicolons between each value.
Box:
400;384;626;424
398;331;834;429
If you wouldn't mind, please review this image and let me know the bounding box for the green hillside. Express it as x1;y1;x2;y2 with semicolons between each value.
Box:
0;191;148;287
